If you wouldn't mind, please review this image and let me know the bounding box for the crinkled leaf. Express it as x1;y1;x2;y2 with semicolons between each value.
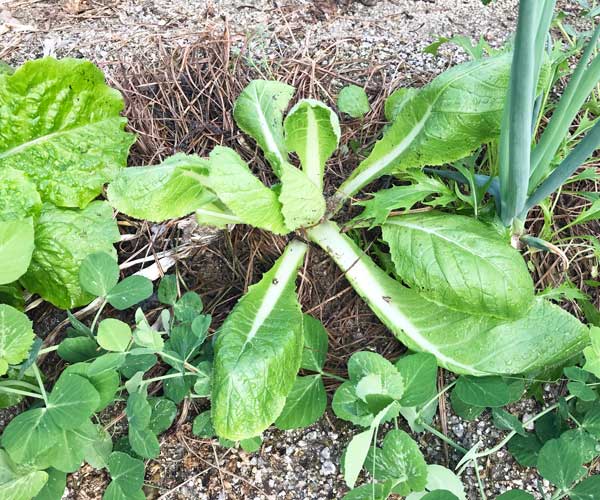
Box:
301;314;329;372
381;212;534;318
284;99;340;190
0;304;34;375
0;167;41;221
0;218;35;285
212;241;306;440
21;201;120;309
0;57;134;208
79;252;119;297
364;429;427;495
341;53;510;197
233;80;294;173
0;449;47;499
275;374;327;430
337;85;370;119
107;154;213;222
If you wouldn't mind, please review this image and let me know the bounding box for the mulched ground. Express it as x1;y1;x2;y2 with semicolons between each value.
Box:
2;1;600;498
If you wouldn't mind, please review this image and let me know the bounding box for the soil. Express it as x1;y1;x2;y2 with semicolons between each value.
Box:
2;1;599;499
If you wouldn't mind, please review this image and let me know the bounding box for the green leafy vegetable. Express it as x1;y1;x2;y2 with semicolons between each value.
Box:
0;449;47;499
0;57;134;208
0;305;34;375
212;240;307;440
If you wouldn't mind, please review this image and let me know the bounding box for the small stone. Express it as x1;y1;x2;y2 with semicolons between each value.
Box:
320;447;331;460
320;461;336;476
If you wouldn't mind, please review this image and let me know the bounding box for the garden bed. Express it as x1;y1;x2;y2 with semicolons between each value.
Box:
1;1;600;499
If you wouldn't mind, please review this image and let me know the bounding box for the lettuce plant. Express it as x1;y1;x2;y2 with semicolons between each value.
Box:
0;58;134;311
105;0;600;446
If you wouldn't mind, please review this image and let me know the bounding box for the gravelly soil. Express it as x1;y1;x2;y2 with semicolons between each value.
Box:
1;1;597;499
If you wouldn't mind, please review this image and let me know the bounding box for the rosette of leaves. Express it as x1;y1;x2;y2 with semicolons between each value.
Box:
0;57;135;309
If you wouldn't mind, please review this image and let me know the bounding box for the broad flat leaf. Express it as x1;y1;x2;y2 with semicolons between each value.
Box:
583;326;600;378
79;252;119;297
450;389;484;421
97;318;132;352
40;422;99;472
163;368;193;404
192;411;215;438
233;80;294;172
275;374;327;430
339;53;510;198
405;465;466;500
89;352;126;377
64;362;119;412
0;304;34;375
337;85;370;118
332;381;374;427
107;275;153;310
496;491;534;500
147;398;177;435
0;283;24;310
582;402;600;438
2;409;60;466
301;314;328;372
278;162;326;230
105;452;145;500
284;99;340;190
571;476;600;500
564;366;590;382
192;360;212;397
212;240;307;440
381;212;534;318
240;436;262;453
0;57;135;208
0;57;134;208
200;146;288;234
47;373;100;429
342;481;394;500
33;468;66;500
537;435;587;489
0;167;41;221
128;426;160;459
173;291;203;323
492;408;526;436
164;323;206;365
107;154;214;222
0;219;35;285
21;201;120;309
454;376;513;408
307;221;588;375
81;424;113;470
568;381;597;401
364;430;427;495
355;172;455;225
395;352;438;407
0;449;47;500
344;403;400;488
420;492;460;500
560;429;599;463
126;392;152;429
158;275;178;305
57;336;99;363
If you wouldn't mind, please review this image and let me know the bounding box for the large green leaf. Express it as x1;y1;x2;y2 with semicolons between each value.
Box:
0;57;135;208
212;240;307;440
104;452;145;500
21;201;120;309
381;212;534;318
0;449;47;500
337;53;511;199
274;374;327;430
233;80;294;173
0;304;34;375
308;221;589;375
107;154;214;222
0;167;41;221
283;99;340;190
198;146;288;234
